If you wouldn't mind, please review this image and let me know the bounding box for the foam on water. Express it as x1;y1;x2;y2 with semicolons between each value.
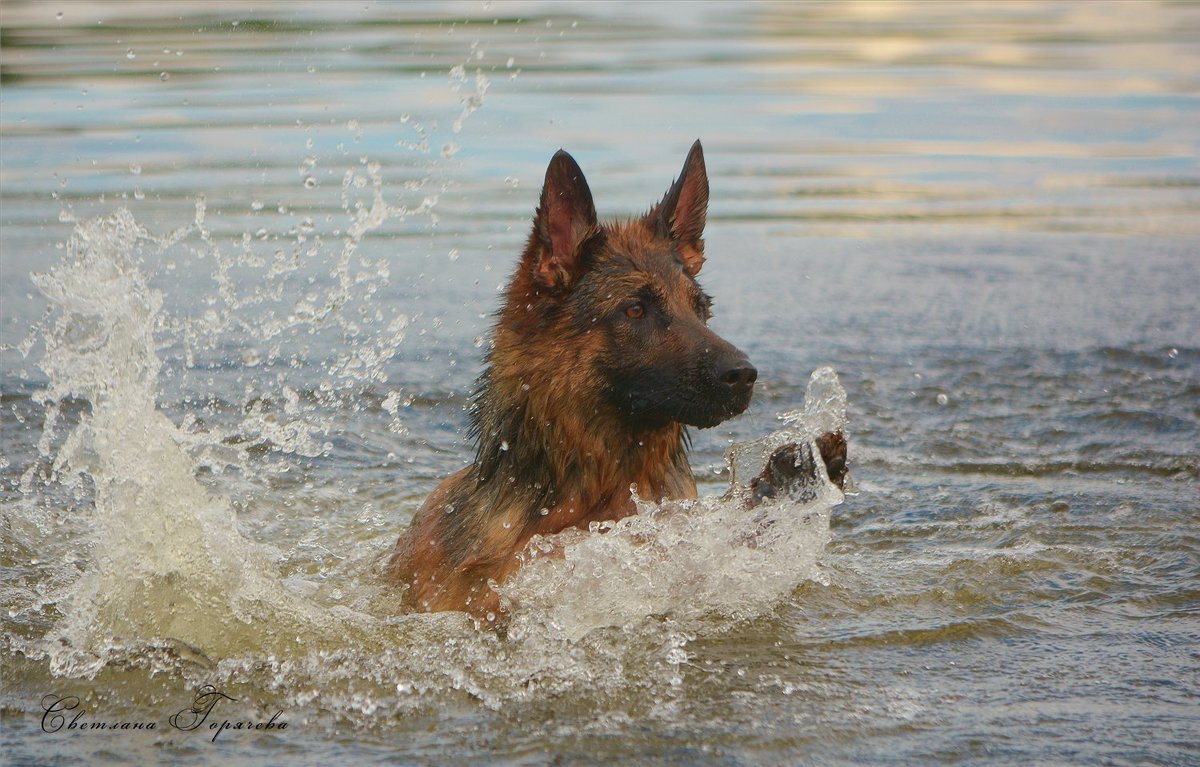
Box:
11;196;845;716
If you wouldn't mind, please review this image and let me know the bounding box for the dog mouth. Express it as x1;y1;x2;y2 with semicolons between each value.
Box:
677;386;754;429
614;379;754;430
602;354;756;430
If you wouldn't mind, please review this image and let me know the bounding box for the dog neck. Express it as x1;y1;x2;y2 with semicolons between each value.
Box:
469;360;693;522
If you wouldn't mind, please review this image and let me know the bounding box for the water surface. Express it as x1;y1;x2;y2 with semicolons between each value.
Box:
2;2;1198;765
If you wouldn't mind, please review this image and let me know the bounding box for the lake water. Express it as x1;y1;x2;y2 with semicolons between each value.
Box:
2;1;1198;764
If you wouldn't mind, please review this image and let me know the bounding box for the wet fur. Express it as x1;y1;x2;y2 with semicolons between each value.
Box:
387;141;757;622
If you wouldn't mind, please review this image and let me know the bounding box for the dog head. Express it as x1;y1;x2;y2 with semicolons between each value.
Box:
511;141;756;430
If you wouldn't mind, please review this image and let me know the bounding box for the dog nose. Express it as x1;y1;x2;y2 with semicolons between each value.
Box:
719;359;758;392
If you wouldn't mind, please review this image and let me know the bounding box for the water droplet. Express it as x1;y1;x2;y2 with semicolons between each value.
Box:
128;163;141;175
304;176;317;189
472;336;484;348
133;188;145;200
159;72;170;81
447;248;459;262
500;440;509;452
936;393;949;406
251;200;264;211
126;49;136;59
241;348;262;367
441;142;459;158
1167;347;1179;359
506;57;515;68
56;11;63;20
539;508;549;516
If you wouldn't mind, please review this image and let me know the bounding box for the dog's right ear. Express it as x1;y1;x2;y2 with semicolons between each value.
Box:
532;150;599;289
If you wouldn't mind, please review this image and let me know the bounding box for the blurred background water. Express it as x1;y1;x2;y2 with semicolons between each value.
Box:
1;1;1198;765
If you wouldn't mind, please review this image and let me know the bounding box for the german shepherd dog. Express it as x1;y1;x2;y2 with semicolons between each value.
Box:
388;141;846;624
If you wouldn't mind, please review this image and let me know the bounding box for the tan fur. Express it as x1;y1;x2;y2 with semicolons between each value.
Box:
387;143;750;624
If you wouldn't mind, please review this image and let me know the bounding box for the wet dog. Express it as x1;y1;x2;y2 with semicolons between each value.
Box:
387;141;845;624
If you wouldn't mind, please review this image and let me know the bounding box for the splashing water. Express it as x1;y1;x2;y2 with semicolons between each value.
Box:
10;197;846;717
726;366;848;487
23;210;361;676
502;367;847;642
13;156;425;675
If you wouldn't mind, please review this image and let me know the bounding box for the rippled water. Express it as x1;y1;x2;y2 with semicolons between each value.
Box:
2;2;1198;765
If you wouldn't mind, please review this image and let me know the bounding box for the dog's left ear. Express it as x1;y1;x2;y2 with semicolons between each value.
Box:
532;150;599;289
644;139;709;276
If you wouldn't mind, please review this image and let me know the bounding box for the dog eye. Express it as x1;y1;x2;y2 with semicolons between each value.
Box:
624;302;646;320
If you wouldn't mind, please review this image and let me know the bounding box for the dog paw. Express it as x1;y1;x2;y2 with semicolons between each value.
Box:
815;431;847;490
748;431;847;506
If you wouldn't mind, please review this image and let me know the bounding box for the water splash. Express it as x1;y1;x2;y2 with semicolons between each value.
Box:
10;199;845;715
501;369;847;642
450;64;490;134
23;210;343;676
13;152;427;674
727;366;847;487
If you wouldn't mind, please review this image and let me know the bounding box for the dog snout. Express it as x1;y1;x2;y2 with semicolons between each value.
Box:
717;356;757;393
